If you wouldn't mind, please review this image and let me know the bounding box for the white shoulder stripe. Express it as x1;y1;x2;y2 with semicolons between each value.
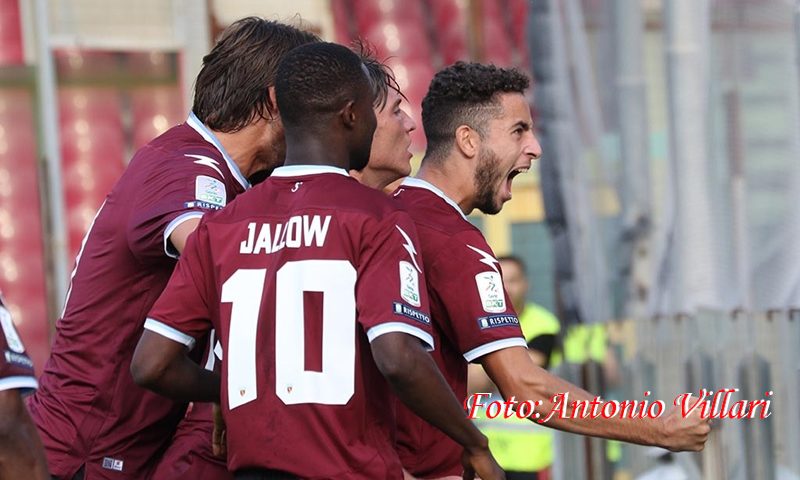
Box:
144;318;196;350
0;376;38;392
366;322;434;351
463;337;528;362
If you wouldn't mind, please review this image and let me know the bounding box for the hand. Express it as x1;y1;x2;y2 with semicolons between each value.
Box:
211;403;227;458
402;469;421;480
461;445;505;480
659;404;711;452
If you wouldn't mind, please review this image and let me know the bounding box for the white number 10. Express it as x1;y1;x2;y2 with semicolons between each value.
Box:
221;260;356;410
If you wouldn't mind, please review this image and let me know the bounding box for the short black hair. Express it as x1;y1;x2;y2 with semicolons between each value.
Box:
354;40;405;111
275;42;374;129
422;62;530;160
192;17;319;133
498;255;528;276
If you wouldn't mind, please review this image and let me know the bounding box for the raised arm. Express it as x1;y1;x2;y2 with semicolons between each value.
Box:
481;346;710;451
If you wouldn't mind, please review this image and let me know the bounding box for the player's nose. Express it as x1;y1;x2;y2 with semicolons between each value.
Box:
525;131;542;160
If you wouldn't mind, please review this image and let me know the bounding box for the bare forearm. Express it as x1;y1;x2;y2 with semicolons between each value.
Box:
131;331;220;402
0;392;49;480
141;356;219;403
503;365;659;445
483;349;660;446
483;347;708;452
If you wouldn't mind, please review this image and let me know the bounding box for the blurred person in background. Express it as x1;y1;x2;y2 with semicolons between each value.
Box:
26;17;319;480
392;61;709;480
0;294;48;479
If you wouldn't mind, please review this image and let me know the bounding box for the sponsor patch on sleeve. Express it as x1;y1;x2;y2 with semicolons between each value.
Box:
477;314;520;330
0;306;25;353
475;271;506;313
393;302;431;325
399;260;421;307
4;350;33;368
183;201;223;211
195;175;226;208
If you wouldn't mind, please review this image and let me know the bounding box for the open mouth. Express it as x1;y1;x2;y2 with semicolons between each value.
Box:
502;166;530;200
508;166;529;182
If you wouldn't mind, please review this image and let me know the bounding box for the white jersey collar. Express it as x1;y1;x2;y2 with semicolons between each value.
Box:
186;112;251;190
272;165;350;177
400;177;468;221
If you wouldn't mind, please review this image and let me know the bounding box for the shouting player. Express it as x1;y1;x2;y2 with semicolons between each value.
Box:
0;295;48;479
131;42;504;480
393;62;711;479
27;18;319;480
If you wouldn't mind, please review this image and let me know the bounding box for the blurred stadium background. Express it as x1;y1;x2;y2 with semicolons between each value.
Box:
0;0;798;478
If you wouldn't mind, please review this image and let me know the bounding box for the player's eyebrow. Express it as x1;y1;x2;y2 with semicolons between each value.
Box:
510;120;532;131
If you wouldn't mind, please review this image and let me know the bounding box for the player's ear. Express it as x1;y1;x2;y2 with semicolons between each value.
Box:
454;124;479;158
340;100;357;129
267;86;279;121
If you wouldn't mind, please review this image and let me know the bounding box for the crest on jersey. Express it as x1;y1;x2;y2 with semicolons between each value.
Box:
195;175;226;208
399;261;421;307
475;271;506;313
0;305;25;353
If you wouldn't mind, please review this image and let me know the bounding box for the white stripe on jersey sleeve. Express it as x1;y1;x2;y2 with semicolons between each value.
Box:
144;318;196;350
163;211;205;259
366;322;434;352
0;375;38;392
463;337;528;363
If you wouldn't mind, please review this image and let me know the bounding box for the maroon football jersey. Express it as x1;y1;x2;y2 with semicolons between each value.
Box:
392;178;527;478
146;166;434;479
26;113;249;479
0;295;37;392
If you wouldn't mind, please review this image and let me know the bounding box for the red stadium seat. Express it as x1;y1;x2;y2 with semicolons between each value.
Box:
507;0;532;70
130;86;184;150
329;0;357;44
426;0;469;65
59;88;125;259
479;0;514;66
0;89;50;372
0;0;24;66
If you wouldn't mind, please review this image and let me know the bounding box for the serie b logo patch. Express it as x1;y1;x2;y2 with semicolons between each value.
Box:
399;261;421;307
475;271;506;313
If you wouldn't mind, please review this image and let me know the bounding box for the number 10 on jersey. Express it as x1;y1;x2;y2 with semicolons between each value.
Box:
221;260;357;409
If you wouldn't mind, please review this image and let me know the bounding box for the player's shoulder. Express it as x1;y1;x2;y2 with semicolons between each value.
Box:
295;172;404;221
130;122;223;174
392;184;480;240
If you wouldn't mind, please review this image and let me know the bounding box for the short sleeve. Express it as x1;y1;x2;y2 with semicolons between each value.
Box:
356;211;434;350
127;152;232;261
428;231;526;362
0;302;37;392
145;221;215;349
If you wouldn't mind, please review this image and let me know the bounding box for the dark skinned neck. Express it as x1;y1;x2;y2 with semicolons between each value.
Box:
282;129;350;170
